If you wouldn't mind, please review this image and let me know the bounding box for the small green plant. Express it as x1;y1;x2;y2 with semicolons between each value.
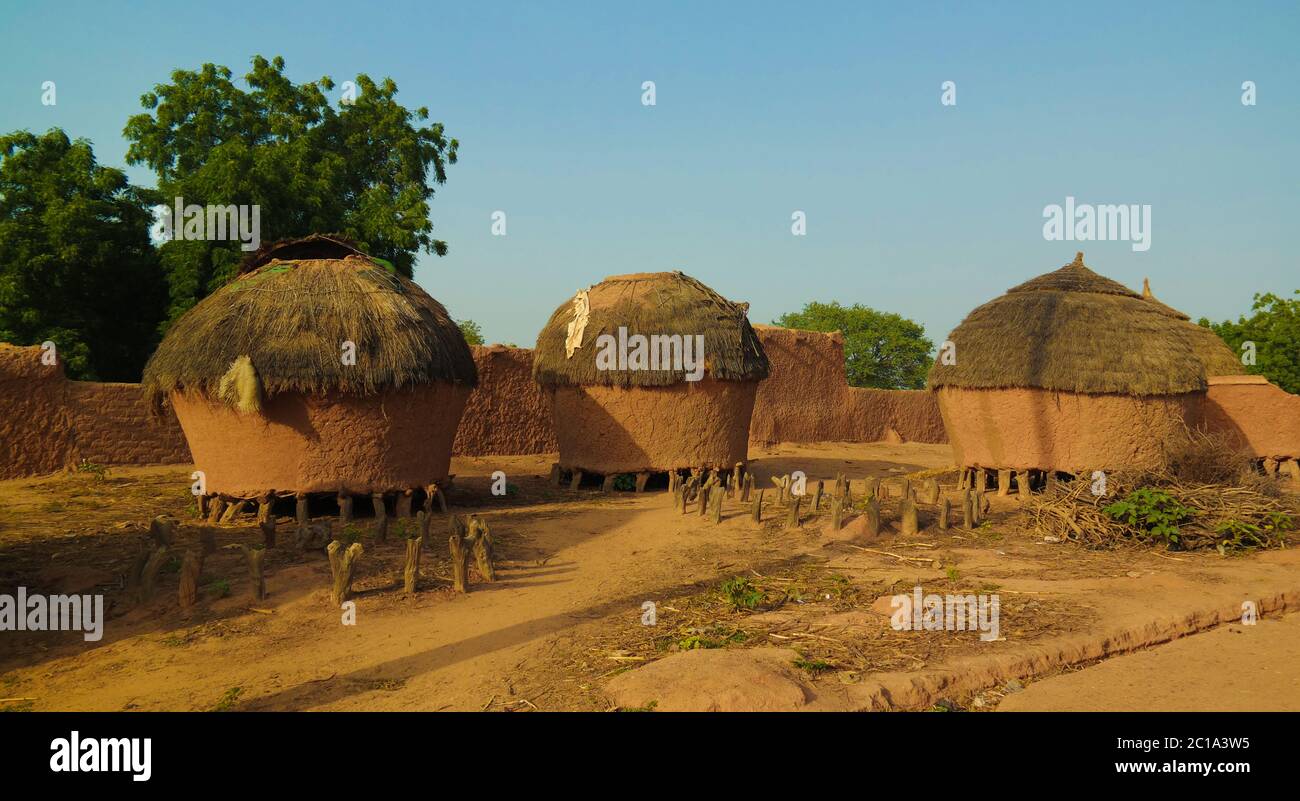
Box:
75;460;108;480
205;579;231;599
209;686;243;712
719;577;764;611
1103;489;1196;546
340;525;363;546
613;474;636;491
793;657;833;675
945;565;961;582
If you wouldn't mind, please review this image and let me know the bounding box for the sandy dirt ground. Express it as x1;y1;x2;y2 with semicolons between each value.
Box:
0;441;1297;712
997;611;1300;712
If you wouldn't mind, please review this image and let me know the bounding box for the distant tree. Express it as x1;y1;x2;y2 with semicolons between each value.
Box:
458;319;485;346
775;301;933;389
124;55;458;327
0;129;166;380
1201;291;1300;394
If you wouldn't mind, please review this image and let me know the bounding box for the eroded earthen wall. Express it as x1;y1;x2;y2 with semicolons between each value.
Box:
1201;375;1300;460
453;346;558;456
748;325;946;445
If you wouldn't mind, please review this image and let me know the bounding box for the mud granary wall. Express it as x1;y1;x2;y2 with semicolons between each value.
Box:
0;344;191;480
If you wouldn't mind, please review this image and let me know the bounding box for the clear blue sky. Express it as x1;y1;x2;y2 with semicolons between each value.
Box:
2;1;1297;348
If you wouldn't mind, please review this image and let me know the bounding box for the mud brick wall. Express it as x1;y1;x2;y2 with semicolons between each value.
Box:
66;382;191;466
0;344;191;480
453;345;559;456
749;325;947;446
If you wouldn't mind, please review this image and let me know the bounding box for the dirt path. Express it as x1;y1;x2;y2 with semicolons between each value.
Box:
997;611;1300;712
0;443;953;711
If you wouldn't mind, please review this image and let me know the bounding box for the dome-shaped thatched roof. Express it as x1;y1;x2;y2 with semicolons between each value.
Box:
143;236;477;409
927;253;1209;396
1138;277;1246;378
533;271;769;387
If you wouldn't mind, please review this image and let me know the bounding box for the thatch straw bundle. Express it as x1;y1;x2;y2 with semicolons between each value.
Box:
928;253;1211;396
143;235;476;410
1138;278;1245;377
533;271;769;387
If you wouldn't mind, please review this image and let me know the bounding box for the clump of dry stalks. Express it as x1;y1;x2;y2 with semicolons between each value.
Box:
1025;428;1296;552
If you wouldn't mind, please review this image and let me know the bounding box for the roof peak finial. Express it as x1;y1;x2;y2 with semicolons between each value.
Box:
1072;251;1085;265
1142;277;1153;298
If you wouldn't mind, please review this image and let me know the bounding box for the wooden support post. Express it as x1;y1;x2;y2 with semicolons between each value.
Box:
220;499;248;524
601;474;615;493
569;470;584;491
997;469;1011;497
448;520;470;594
197;525;217;556
864;499;880;538
900;498;918;536
709;485;724;524
732;463;743;498
742;473;754;502
785;495;801;528
178;549;203;608
1262;458;1278;476
149;515;175;548
902;479;912;501
225;543;266;601
1284;459;1300;484
962;492;974;529
416;510;432;547
295;493;309;526
1045;471;1057;494
207;497;227;524
970;489;983;525
938;497;951;530
923;478;940;504
338;493;353;526
403;535;422;594
257;493;273;525
297;520;330;551
958;469;968;491
326;540;362;605
396;489;414;518
1016;471;1032;500
549;464;562;486
259;518;276;549
812;480;824;512
372;493;388;542
635;472;649;493
830;496;844;532
751;489;764;523
865;476;879;501
470;518;496;582
198;494;210;519
698;483;710;516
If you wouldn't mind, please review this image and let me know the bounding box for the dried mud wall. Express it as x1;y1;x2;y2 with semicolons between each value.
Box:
0;343;190;480
748;325;947;446
1201;375;1300;460
453;346;558;456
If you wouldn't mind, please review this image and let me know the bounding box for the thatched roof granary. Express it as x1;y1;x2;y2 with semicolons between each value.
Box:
927;253;1215;476
533;271;769;476
143;235;477;499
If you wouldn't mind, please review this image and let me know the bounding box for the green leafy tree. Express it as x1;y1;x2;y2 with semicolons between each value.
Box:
457;319;485;346
0;129;165;380
1200;291;1300;394
124;55;458;326
774;301;933;389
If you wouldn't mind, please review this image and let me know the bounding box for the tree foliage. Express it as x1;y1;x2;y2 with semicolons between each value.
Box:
457;319;484;346
774;301;933;390
124;55;458;325
0;129;165;380
1201;291;1300;394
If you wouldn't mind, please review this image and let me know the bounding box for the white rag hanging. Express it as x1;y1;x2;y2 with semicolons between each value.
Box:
564;289;590;358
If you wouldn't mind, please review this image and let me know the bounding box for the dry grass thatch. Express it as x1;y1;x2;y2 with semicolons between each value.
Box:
143;237;477;409
928;253;1212;396
1140;278;1245;377
532;271;770;387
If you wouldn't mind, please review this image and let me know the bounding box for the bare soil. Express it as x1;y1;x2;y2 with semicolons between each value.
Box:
0;441;1296;712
